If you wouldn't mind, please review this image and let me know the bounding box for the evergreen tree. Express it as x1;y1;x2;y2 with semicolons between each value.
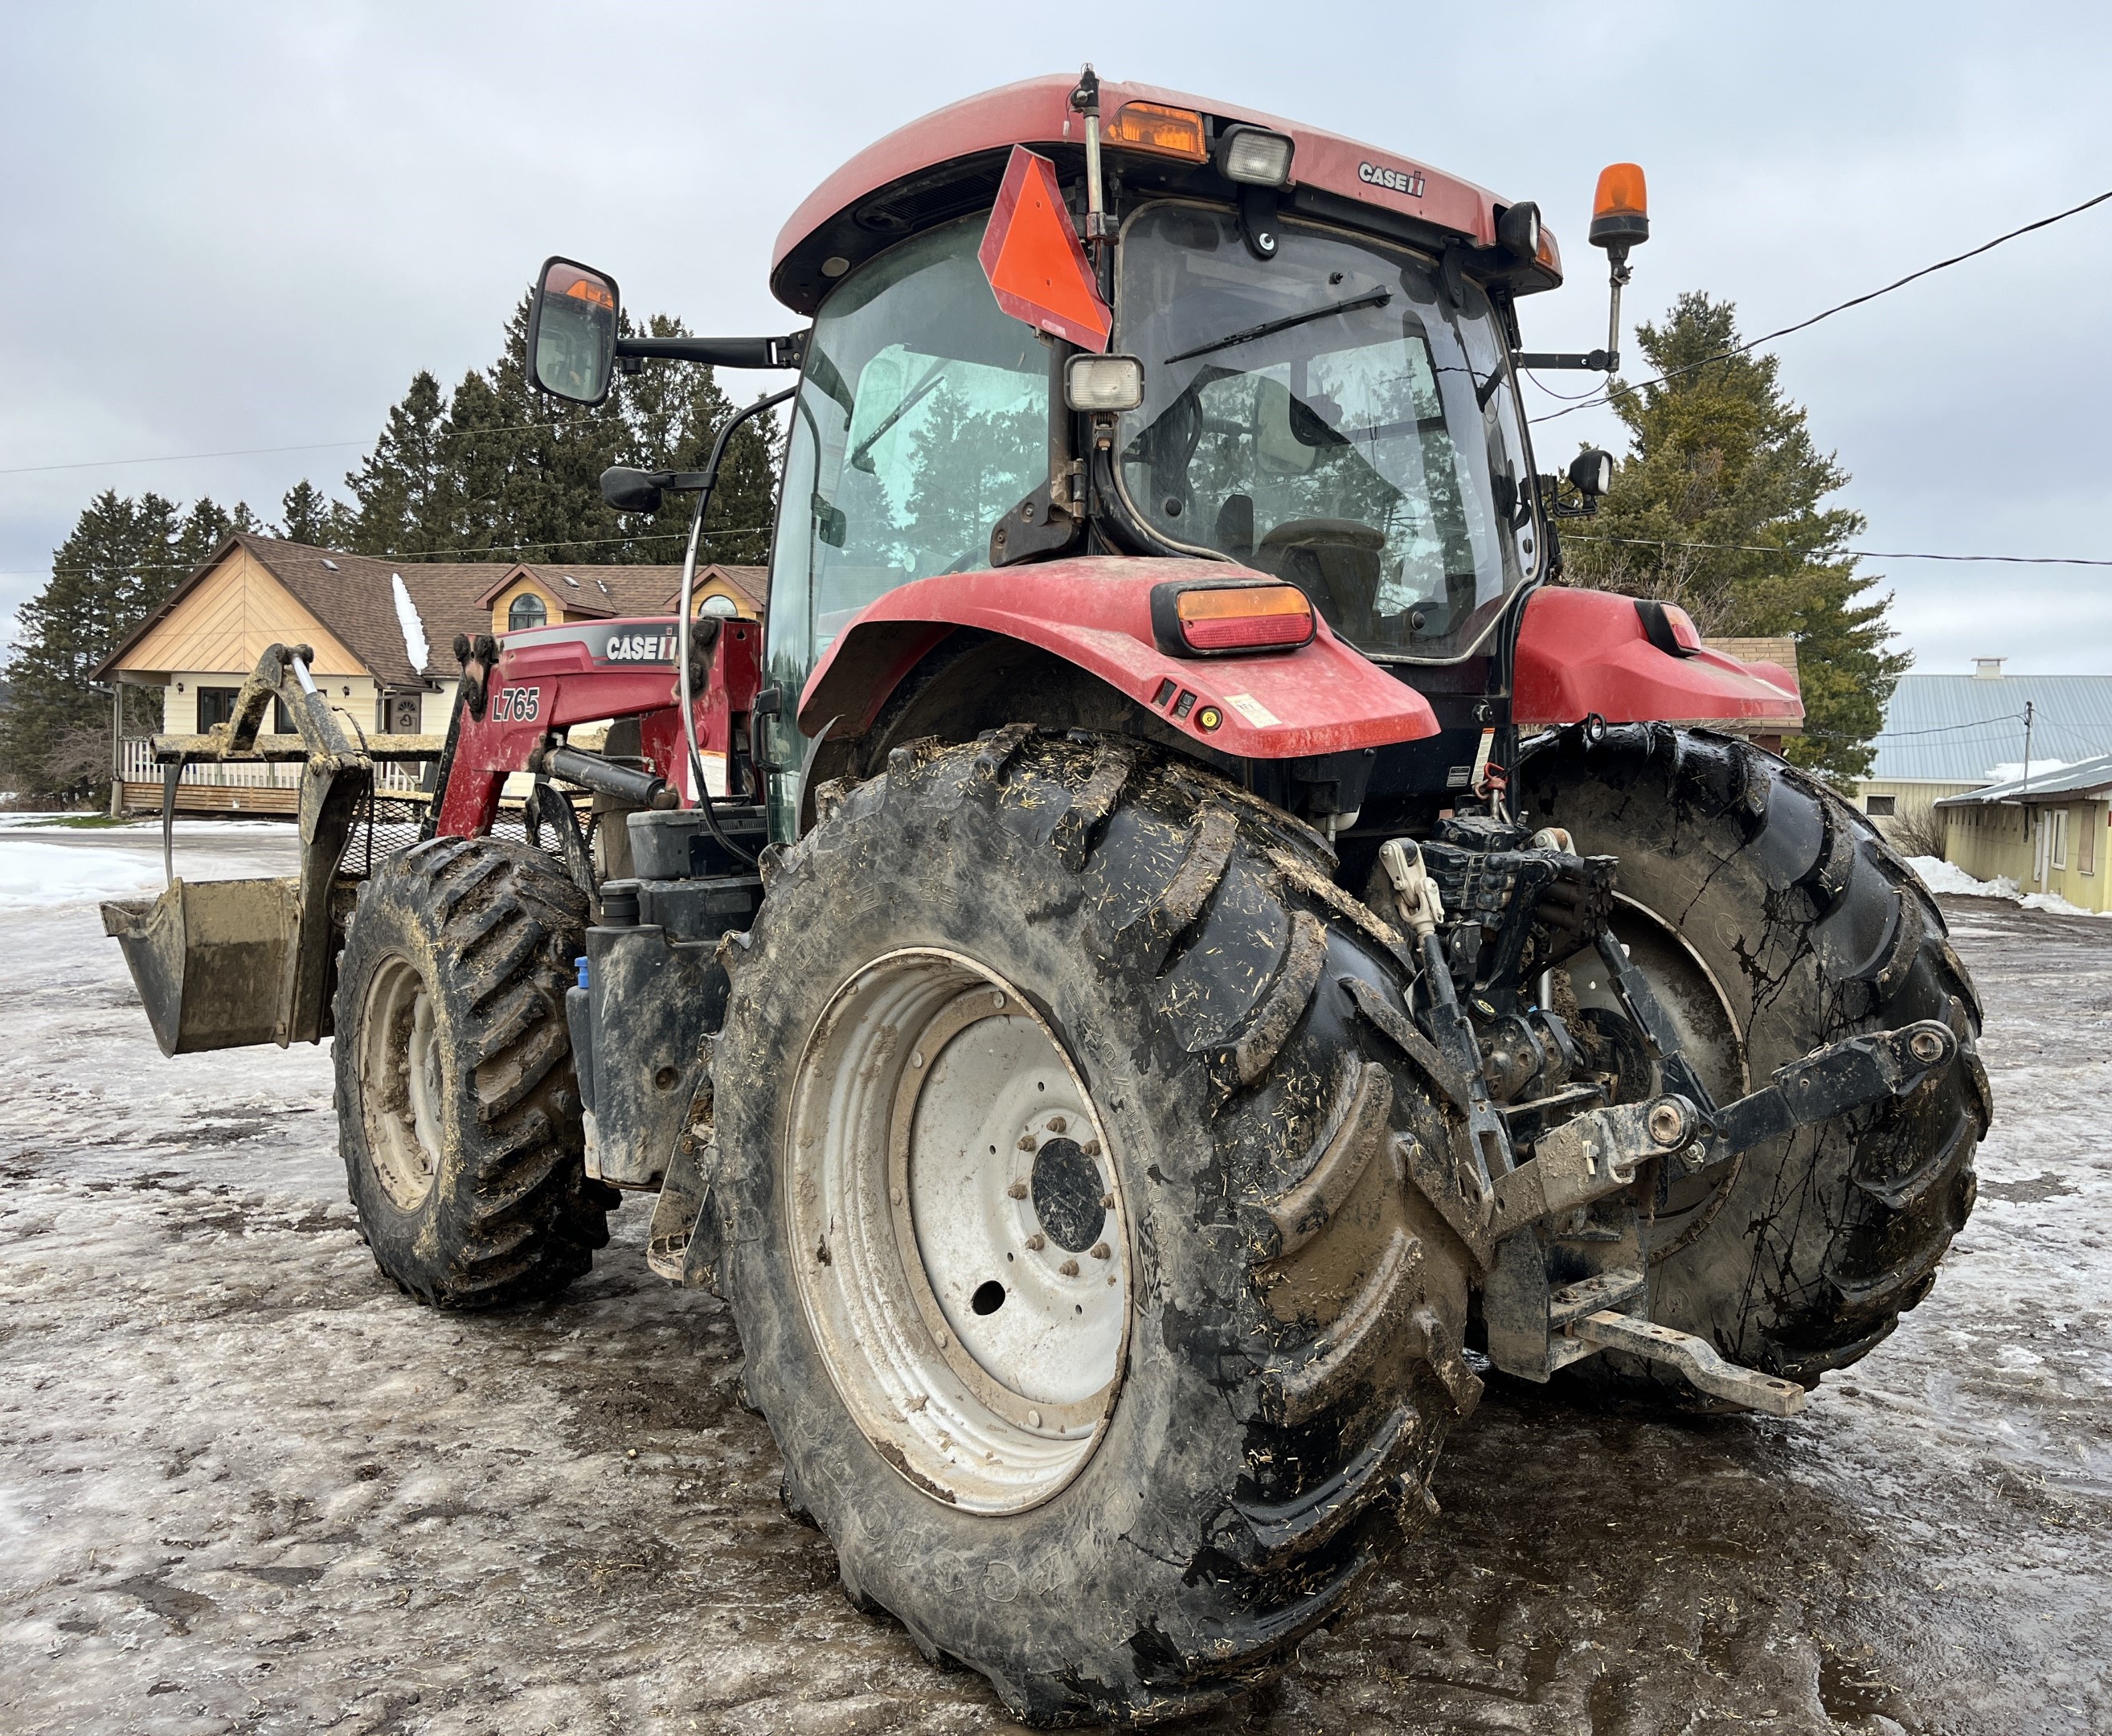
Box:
276;479;350;545
1564;292;1906;781
338;300;782;569
0;489;252;800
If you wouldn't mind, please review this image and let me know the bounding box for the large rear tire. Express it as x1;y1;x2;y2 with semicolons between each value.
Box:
713;731;1480;1726
1518;723;1991;1402
333;836;615;1308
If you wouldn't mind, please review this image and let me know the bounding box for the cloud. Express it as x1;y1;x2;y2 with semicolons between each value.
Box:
3;0;2107;674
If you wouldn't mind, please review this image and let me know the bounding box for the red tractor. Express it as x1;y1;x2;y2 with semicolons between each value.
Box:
106;71;1987;1726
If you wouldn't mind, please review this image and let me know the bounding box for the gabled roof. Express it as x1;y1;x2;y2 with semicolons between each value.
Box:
1937;751;2112;807
1866;670;2112;784
665;565;767;615
96;534;692;686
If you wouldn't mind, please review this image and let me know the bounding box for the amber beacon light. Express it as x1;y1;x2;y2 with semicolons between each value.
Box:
1589;163;1649;251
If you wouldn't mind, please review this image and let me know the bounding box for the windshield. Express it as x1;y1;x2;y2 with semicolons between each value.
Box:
1114;203;1538;659
766;215;1050;689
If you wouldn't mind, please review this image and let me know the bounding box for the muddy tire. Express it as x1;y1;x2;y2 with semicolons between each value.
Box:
333;835;614;1308
1518;723;1991;1401
712;730;1480;1726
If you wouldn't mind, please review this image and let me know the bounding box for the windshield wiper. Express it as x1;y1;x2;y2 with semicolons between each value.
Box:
849;357;948;472
1164;289;1393;366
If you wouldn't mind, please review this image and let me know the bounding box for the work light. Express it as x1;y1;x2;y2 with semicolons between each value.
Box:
1215;125;1294;188
1066;354;1146;412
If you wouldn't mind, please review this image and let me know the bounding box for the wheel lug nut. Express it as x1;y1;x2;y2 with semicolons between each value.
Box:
1083;1139;1101;1157
1099;1192;1114;1209
1025;1233;1045;1250
1046;1115;1066;1134
1017;1134;1037;1152
1090;1242;1111;1261
1059;1258;1079;1276
1007;1181;1029;1199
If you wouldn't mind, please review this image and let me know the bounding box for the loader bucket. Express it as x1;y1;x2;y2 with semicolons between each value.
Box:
100;877;302;1055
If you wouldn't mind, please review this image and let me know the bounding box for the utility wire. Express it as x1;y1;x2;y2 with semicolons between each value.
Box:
1530;186;2112;425
0;523;771;580
0;423;569;478
1562;532;2112;567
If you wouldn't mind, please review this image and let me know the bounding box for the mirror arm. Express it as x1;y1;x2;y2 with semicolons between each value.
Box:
614;331;808;370
1516;350;1615;371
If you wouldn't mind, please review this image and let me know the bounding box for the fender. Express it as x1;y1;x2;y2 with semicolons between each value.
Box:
798;556;1439;760
1513;588;1804;730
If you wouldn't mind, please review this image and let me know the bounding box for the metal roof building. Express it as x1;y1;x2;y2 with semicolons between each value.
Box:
1866;661;2112;784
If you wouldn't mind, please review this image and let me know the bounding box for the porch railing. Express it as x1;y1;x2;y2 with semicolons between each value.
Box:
121;738;428;794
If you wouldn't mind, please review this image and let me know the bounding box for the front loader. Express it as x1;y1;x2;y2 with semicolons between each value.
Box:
104;70;1989;1726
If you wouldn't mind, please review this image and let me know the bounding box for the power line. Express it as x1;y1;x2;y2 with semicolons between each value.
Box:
0;423;572;478
1562;532;2112;567
0;523;772;580
1530;186;2112;425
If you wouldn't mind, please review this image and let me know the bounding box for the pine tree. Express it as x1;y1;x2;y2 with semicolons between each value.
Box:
1563;292;1906;781
277;479;340;544
0;489;252;800
343;370;448;555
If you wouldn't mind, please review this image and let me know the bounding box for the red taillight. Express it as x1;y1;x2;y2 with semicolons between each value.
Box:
1167;583;1316;653
1664;604;1702;651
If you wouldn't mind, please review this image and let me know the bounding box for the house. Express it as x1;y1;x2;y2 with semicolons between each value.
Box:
94;533;763;813
1852;657;2112;845
1701;637;1802;752
1937;753;2112;912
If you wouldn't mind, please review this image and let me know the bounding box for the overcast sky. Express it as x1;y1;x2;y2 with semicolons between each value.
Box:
4;1;2108;675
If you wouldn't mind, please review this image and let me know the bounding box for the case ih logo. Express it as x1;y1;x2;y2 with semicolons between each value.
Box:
591;628;679;665
1358;162;1426;198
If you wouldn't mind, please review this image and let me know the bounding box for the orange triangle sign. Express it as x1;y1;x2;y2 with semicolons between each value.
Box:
978;145;1111;353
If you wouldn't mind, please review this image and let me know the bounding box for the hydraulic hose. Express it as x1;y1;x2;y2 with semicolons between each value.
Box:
676;384;796;870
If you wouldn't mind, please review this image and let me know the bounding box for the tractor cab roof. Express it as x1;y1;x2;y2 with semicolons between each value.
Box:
771;72;1561;314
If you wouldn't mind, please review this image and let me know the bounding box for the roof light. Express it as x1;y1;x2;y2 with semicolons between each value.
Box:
1153;580;1316;656
1216;125;1294;189
1066;353;1144;412
1589;162;1649;250
1107;101;1207;162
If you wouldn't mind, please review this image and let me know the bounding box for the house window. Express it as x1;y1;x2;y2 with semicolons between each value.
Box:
1865;794;1897;818
2051;807;2069;870
195;686;239;729
508;592;548;631
2082;806;2097;876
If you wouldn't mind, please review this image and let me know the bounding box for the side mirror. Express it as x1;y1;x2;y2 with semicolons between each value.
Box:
600;466;665;514
1569;448;1614;500
528;256;620;404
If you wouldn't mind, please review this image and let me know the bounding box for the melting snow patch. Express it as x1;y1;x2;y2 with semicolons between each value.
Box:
1907;855;2110;918
0;839;165;909
391;572;430;671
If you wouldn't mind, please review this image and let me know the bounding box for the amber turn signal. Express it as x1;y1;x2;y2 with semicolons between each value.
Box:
1107;101;1208;162
1157;583;1316;654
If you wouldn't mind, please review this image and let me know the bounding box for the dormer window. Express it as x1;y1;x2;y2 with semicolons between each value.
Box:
508;592;548;632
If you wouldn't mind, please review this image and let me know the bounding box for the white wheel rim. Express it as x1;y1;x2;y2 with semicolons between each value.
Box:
361;955;444;1210
787;948;1128;1514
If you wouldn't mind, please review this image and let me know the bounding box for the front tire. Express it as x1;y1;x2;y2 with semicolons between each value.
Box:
1519;723;1991;1400
333;836;614;1308
714;731;1480;1725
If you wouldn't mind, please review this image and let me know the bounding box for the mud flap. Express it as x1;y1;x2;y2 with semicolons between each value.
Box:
101;877;302;1055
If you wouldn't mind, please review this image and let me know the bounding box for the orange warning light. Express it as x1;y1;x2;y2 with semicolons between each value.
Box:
978;145;1112;352
1106;101;1207;162
1589;163;1649;251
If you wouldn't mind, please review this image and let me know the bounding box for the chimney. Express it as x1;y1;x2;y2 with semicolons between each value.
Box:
1974;657;2006;679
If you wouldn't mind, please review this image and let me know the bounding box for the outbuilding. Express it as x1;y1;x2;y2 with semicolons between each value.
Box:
1937;752;2112;912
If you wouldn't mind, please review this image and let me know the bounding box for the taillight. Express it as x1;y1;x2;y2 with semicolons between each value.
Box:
1153;581;1316;655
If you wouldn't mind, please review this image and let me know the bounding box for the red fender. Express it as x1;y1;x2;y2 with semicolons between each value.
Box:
797;556;1440;760
1513;588;1803;730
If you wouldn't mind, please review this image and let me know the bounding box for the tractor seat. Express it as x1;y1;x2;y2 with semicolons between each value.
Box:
1252;519;1386;643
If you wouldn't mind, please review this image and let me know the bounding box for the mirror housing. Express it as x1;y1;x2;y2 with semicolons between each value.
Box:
1569;448;1615;500
600;466;664;514
528;257;620;405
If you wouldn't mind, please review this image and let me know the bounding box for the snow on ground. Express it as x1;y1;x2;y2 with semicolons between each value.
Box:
1908;854;2111;919
1;825;2106;1734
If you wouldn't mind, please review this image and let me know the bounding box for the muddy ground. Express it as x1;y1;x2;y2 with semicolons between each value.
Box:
1;821;2106;1734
